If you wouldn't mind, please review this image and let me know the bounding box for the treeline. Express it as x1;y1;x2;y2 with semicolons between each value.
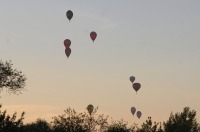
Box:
0;104;200;132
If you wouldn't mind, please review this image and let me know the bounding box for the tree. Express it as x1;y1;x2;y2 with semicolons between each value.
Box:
23;118;52;132
106;120;130;132
85;106;109;132
0;104;25;132
52;107;87;132
0;60;26;94
51;106;108;132
163;107;200;132
138;117;163;132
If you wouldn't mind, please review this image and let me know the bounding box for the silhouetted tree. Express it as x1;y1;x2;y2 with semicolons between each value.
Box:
106;120;131;132
23;118;52;132
85;106;109;131
0;60;26;94
138;117;163;132
163;107;200;132
0;104;25;132
51;106;108;132
52;107;88;132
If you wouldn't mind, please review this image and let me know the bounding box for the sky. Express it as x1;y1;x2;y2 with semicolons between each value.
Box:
0;0;200;125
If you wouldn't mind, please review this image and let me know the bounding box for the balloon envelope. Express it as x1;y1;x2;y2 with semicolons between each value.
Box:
66;10;73;21
87;104;94;115
90;31;97;42
137;111;142;119
131;107;136;116
65;48;71;58
64;39;71;48
132;83;141;93
130;76;135;83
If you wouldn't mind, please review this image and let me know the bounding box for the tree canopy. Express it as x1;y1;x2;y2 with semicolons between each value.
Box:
164;107;200;132
0;104;25;132
51;106;108;132
0;104;200;132
0;60;26;94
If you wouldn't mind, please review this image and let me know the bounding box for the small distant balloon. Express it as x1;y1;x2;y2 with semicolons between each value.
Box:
87;104;94;115
66;10;73;21
132;83;141;93
64;39;71;48
90;31;97;42
136;111;142;119
130;76;135;83
65;48;71;58
131;107;136;116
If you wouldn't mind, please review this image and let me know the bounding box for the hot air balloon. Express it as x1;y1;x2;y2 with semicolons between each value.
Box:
130;76;135;83
65;48;71;58
136;111;142;119
64;39;71;48
90;31;97;42
87;104;94;115
66;10;73;21
132;83;141;93
131;107;136;116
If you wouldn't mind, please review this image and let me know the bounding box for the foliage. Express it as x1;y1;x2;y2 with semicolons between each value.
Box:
0;104;25;132
52;107;88;132
85;106;109;131
106;119;130;132
51;106;108;132
23;118;52;132
0;104;200;132
0;60;26;94
138;117;163;132
164;107;200;132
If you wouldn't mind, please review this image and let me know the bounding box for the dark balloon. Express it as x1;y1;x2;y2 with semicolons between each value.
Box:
87;104;94;115
130;76;135;83
136;111;142;119
64;39;71;48
65;48;71;58
131;107;136;116
132;83;141;93
90;31;97;42
66;10;73;21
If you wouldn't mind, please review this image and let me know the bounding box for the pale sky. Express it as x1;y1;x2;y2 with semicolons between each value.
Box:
0;1;200;125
